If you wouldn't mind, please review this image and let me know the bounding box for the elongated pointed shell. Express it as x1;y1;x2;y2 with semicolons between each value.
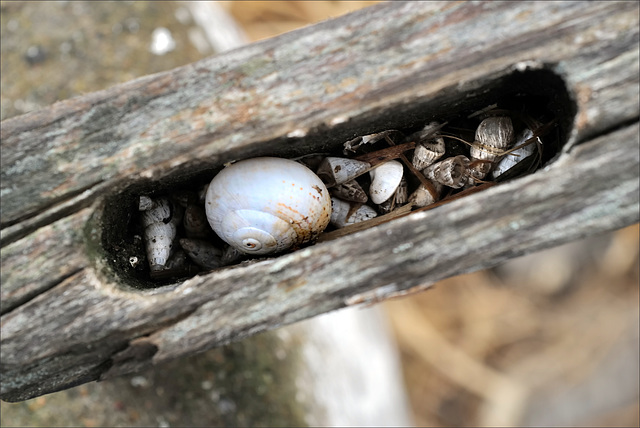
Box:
343;131;392;153
316;157;371;187
369;160;404;204
491;128;537;179
139;196;183;271
144;223;177;270
206;157;331;255
330;197;378;228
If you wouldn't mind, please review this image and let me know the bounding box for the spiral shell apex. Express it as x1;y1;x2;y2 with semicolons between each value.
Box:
205;157;332;255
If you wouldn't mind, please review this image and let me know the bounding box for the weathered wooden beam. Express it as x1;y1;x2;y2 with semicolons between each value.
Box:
1;1;638;402
2;1;638;244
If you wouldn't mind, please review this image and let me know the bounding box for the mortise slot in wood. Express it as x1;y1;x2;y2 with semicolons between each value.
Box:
96;66;576;289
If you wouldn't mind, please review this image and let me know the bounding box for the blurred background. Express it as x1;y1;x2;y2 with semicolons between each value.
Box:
1;2;638;426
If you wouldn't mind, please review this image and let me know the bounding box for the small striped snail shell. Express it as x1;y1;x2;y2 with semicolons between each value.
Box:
468;116;515;182
424;155;470;189
410;121;446;170
205;157;332;255
471;116;515;161
412;136;446;170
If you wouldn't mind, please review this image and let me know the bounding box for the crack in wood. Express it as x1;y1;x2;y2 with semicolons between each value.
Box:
0;267;86;316
0;180;107;247
98;305;201;380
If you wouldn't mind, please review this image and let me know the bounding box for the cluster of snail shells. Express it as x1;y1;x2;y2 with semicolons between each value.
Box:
138;114;536;275
138;157;333;274
409;115;533;205
315;156;408;228
138;154;417;274
330;115;529;214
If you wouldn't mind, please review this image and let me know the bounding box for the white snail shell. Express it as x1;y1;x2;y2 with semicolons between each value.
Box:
205;157;332;255
369;160;404;205
491;128;537;179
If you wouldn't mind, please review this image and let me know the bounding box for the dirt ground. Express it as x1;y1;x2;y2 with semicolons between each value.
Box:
1;2;638;426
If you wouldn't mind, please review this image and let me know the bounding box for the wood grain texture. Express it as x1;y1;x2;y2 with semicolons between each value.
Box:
1;1;639;401
0;209;92;314
1;1;638;241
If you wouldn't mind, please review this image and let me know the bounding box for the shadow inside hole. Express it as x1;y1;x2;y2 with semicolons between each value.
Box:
97;65;576;289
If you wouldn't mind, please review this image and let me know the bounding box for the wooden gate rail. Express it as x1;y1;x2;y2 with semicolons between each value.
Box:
1;1;638;402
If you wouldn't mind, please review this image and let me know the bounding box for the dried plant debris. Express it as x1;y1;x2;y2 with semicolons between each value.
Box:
124;103;557;283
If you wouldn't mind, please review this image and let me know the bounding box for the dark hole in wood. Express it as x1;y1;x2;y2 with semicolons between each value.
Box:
97;65;576;289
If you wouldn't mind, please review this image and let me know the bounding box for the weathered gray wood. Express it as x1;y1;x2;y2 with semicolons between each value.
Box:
2;123;638;402
0;209;92;313
1;1;638;243
1;1;639;402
